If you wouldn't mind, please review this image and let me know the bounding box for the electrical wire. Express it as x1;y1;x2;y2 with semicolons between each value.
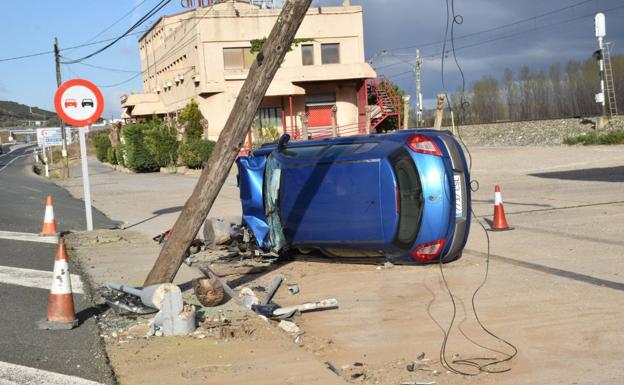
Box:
61;0;173;64
385;0;598;53
84;0;152;44
435;0;518;376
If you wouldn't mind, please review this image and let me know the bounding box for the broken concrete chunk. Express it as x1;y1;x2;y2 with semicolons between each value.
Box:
203;218;232;249
277;320;300;334
148;285;196;336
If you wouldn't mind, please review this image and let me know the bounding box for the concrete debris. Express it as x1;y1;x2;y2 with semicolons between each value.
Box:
293;332;304;344
383;261;395;269
107;282;180;310
417;352;428;361
203;218;234;249
239;287;260;308
277;320;300;334
273;298;338;317
97;286;157;315
287;284;300;295
149;285;196;336
193;277;224;307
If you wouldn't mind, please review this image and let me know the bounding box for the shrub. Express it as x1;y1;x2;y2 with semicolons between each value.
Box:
123;123;158;172
178;139;216;168
107;146;117;165
564;129;624;145
145;123;179;167
92;132;111;162
179;99;204;140
252;125;280;148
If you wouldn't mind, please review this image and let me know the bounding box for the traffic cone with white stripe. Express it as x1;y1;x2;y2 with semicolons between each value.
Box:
491;185;512;231
40;196;57;236
38;239;78;330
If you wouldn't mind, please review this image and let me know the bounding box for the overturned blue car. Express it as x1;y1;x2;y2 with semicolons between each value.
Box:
236;130;471;264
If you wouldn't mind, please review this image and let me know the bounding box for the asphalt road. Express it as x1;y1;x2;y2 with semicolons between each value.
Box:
0;143;115;384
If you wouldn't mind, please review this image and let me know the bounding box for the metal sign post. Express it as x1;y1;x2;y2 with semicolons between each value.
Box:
78;126;93;231
54;78;104;231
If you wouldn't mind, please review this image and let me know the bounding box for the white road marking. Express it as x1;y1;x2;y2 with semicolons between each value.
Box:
0;265;84;294
0;231;58;244
0;154;29;173
0;361;103;385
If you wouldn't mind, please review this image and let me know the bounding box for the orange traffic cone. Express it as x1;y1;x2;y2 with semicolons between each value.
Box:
491;185;512;231
40;196;58;236
38;239;78;330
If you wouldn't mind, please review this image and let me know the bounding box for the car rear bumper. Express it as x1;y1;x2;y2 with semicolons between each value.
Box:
435;133;471;261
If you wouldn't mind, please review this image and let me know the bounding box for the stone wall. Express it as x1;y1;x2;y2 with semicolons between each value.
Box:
446;116;624;146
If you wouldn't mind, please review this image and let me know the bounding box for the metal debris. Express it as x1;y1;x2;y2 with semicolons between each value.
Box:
272;298;338;317
325;361;340;376
287;284;300;295
261;275;284;305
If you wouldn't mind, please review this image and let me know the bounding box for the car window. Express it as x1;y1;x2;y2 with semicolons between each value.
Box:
280;145;325;159
392;150;424;247
281;142;377;160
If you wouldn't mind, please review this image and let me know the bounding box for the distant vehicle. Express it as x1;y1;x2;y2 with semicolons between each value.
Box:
237;130;471;264
81;98;94;107
64;99;77;108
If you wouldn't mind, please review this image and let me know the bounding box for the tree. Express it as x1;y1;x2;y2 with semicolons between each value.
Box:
178;99;204;141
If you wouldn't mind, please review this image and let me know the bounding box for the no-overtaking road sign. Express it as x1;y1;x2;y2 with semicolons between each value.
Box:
54;79;104;127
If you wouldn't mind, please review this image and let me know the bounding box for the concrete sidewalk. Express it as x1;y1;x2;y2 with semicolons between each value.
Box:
55;159;242;238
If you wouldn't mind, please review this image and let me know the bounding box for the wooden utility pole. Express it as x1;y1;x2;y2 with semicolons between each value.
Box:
54;37;70;178
433;94;446;129
144;0;313;286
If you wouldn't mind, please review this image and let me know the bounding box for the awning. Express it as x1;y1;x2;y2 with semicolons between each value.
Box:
131;101;167;116
122;93;160;108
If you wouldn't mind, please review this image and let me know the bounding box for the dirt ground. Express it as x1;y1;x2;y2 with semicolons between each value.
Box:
63;146;624;385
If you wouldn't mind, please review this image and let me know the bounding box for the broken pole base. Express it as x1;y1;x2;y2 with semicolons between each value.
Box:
37;318;78;330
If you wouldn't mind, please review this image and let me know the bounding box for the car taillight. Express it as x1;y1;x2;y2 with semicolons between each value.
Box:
406;134;442;156
412;239;446;261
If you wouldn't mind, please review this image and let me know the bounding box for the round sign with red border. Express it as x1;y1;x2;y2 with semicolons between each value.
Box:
54;79;104;127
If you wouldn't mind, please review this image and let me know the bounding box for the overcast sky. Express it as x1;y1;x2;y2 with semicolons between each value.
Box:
0;0;622;117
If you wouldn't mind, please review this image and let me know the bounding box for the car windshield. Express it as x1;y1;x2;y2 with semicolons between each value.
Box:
391;150;424;247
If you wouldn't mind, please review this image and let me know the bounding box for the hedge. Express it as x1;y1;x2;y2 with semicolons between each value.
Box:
178;139;216;168
92;132;111;162
123;123;159;172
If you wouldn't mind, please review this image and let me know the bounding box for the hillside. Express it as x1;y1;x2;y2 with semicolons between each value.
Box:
0;100;58;126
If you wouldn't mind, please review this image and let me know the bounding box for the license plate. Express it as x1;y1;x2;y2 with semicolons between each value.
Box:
454;174;463;218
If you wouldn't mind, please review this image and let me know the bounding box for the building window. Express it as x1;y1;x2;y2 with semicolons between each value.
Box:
301;44;314;66
223;47;255;70
255;107;283;130
321;43;340;64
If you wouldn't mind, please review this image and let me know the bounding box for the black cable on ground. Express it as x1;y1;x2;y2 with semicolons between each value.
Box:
436;0;518;376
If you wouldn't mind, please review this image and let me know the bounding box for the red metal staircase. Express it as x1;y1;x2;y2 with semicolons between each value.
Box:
368;76;402;132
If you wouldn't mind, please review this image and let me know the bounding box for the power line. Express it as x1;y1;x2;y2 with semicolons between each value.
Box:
84;0;151;44
376;2;624;74
0;31;144;63
385;0;598;53
61;0;173;64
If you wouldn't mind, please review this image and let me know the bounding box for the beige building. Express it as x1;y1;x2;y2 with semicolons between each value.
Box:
122;0;377;141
